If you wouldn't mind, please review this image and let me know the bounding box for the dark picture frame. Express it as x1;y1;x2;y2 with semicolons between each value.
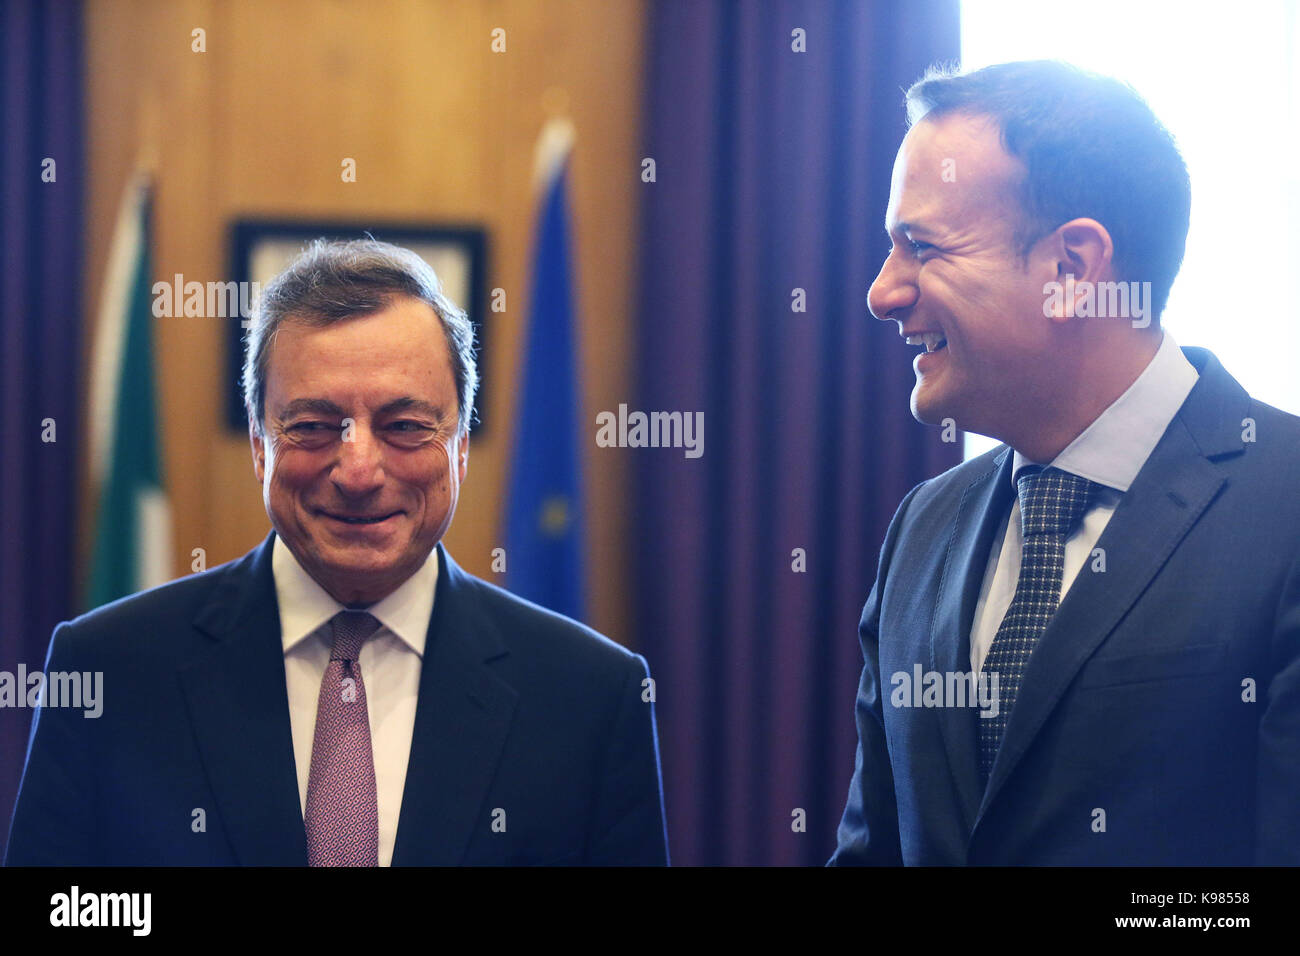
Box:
225;220;489;432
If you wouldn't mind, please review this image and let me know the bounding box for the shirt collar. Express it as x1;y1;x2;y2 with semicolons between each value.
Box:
272;533;438;656
1011;331;1199;492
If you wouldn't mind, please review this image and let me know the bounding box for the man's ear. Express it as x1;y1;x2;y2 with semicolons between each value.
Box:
249;417;266;484
1056;217;1113;286
456;429;470;485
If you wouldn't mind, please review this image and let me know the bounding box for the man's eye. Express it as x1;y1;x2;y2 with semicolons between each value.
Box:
389;421;431;432
908;239;935;256
290;422;331;432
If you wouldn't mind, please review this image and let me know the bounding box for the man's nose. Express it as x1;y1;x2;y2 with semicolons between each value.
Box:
331;424;385;493
867;250;918;322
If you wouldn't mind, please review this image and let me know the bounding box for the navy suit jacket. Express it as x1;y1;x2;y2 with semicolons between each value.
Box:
831;347;1300;865
5;536;669;865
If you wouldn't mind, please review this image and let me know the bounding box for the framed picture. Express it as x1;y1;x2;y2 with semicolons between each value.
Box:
225;220;489;432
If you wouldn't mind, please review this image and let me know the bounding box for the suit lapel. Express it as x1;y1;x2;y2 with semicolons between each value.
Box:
976;347;1247;820
931;447;1016;835
179;532;308;865
390;544;519;866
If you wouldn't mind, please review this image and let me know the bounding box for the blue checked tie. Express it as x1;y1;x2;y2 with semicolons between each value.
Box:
978;466;1098;787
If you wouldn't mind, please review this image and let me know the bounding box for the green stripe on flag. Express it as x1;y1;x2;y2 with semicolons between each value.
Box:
85;181;170;610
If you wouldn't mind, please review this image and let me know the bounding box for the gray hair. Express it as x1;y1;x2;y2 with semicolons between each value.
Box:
242;238;478;436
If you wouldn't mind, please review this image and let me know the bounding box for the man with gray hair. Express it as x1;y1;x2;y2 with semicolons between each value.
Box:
7;238;669;866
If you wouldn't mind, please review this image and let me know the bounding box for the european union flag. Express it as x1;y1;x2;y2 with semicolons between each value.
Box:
505;121;585;620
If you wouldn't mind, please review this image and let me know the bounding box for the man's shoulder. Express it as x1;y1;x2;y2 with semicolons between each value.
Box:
1212;395;1300;537
53;546;258;656
446;558;646;674
1242;395;1300;455
901;444;1008;517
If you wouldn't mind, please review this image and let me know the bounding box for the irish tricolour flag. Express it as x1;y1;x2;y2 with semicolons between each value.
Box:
84;173;172;610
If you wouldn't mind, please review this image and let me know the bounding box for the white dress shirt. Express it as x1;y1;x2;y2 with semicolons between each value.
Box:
273;534;437;866
970;332;1199;675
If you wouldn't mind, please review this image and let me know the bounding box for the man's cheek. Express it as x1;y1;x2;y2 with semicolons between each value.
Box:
431;440;459;487
917;267;964;318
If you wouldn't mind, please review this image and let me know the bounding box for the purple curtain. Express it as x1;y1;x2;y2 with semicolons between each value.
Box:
635;0;961;865
0;0;84;860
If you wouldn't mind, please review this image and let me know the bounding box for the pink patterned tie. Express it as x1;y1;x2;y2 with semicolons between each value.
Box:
305;610;382;866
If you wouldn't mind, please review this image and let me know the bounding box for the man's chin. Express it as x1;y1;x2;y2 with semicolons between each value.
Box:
309;553;414;604
307;530;409;569
910;388;950;426
315;536;413;571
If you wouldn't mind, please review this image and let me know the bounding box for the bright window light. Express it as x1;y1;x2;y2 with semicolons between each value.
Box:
960;0;1300;460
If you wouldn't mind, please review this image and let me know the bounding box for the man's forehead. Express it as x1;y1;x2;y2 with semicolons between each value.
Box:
283;296;442;338
272;302;448;364
888;112;1022;226
266;303;453;395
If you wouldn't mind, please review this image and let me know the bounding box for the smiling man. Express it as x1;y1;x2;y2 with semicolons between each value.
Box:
6;239;669;866
831;61;1300;865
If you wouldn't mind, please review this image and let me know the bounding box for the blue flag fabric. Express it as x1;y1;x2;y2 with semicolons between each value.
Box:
504;160;585;620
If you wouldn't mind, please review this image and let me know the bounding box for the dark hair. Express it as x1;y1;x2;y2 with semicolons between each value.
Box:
242;238;478;435
906;60;1190;319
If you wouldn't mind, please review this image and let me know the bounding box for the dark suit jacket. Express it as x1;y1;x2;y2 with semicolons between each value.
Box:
831;347;1300;865
5;536;669;865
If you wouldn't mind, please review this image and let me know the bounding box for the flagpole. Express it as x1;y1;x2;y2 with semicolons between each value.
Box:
83;97;172;608
503;102;587;619
535;87;575;189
